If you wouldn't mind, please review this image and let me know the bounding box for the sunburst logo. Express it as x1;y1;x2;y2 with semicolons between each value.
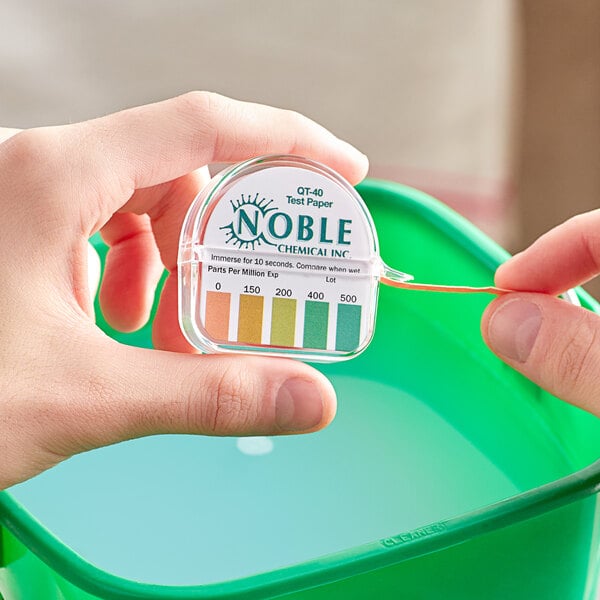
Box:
220;193;278;249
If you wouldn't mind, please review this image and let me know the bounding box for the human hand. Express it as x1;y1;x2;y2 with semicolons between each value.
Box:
0;92;369;490
482;211;600;415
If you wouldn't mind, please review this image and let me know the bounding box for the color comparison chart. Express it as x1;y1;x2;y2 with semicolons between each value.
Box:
182;159;379;360
202;288;363;353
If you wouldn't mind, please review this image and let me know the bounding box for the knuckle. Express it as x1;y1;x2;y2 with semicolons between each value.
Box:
209;367;250;433
176;91;223;159
175;359;266;435
2;128;60;175
1;127;82;223
282;108;309;130
177;91;223;121
279;109;318;153
552;315;599;394
202;363;254;434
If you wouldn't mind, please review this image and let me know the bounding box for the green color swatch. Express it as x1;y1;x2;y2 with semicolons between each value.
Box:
303;300;329;349
335;303;361;351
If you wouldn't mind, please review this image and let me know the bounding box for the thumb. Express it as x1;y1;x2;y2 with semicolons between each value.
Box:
56;337;336;457
482;293;600;415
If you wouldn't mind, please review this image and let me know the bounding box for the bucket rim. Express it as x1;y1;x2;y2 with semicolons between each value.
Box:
2;177;599;599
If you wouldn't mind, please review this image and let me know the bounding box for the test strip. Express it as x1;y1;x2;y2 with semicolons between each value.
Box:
205;291;231;341
237;294;264;344
270;298;297;347
380;277;509;295
335;304;362;352
303;301;329;349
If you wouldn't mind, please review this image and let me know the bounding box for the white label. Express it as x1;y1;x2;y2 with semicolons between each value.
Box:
198;167;378;354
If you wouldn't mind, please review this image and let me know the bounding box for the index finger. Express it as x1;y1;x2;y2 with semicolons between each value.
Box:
496;210;600;294
68;92;368;224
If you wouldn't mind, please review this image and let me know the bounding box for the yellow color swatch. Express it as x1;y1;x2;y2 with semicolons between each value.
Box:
270;298;297;347
237;294;264;345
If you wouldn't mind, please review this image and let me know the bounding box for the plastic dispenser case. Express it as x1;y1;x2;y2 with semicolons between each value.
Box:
178;155;412;362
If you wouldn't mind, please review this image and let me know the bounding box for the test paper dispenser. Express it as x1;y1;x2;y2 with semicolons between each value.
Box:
2;180;600;600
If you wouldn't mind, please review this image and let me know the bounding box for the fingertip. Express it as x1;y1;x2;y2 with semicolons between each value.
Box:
336;140;369;185
99;269;160;333
101;307;152;334
481;295;503;344
313;369;338;429
274;363;337;434
98;277;156;333
493;252;523;289
99;213;163;333
482;294;543;364
481;292;527;348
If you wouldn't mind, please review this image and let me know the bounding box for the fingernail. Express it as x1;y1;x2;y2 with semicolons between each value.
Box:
488;298;542;362
276;378;324;432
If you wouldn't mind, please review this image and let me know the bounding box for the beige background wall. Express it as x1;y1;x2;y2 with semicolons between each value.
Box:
517;0;600;296
518;0;600;245
0;0;516;242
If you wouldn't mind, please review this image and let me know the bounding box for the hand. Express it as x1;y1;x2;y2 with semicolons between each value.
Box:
482;210;600;415
0;92;369;490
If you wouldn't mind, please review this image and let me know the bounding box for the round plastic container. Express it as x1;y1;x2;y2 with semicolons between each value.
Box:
1;179;600;600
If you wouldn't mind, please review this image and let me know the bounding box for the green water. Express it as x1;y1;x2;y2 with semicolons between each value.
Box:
6;195;585;587
8;375;542;586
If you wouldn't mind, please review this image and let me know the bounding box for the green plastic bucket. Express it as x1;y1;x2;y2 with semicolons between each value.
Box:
1;179;600;600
